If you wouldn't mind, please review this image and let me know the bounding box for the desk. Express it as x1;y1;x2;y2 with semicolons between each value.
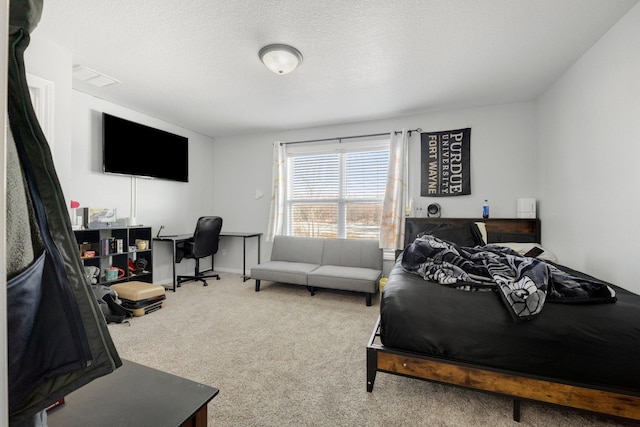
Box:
154;231;262;291
47;359;219;427
220;232;262;282
154;234;194;292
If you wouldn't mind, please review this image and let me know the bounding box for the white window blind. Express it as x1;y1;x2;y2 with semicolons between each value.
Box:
285;139;389;240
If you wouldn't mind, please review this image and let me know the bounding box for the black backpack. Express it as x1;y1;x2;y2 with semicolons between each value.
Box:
90;283;133;324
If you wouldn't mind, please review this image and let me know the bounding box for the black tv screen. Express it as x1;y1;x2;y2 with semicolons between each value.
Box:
102;113;189;182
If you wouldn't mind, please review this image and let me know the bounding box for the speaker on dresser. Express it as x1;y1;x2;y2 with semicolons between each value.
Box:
427;203;441;218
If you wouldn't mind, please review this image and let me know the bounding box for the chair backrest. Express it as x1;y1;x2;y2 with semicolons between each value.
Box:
191;216;223;258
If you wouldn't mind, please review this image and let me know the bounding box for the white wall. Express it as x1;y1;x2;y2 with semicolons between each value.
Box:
25;34;218;285
68;92;215;229
69;93;217;283
212;101;538;273
24;34;73;199
538;3;640;293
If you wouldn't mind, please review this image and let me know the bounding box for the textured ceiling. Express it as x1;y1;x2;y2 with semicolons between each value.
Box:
33;0;638;138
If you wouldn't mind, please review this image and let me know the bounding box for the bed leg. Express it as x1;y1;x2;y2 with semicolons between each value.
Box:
366;347;377;392
307;286;315;296
513;399;521;422
366;293;372;306
255;280;261;292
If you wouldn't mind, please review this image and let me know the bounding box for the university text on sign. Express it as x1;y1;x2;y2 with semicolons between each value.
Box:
420;128;471;197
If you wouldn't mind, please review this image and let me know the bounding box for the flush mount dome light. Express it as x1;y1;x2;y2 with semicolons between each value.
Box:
259;44;303;75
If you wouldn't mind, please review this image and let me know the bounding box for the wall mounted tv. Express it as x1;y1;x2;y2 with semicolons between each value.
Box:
102;113;189;182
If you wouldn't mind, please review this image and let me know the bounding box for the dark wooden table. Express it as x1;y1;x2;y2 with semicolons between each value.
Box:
47;359;219;427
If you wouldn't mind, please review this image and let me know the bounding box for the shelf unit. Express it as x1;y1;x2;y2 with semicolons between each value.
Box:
73;226;153;285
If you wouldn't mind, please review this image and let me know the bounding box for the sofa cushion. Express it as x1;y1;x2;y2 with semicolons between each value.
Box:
320;239;382;270
251;261;320;286
308;265;381;293
270;235;324;264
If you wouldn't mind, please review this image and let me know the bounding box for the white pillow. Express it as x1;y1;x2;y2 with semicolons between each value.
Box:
496;242;558;262
475;222;487;245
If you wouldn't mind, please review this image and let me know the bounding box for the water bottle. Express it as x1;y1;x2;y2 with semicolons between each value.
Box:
482;199;490;219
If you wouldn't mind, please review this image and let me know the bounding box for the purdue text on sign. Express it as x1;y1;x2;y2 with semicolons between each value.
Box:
420;128;471;197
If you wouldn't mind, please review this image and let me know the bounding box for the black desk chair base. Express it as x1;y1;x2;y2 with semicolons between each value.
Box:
177;259;221;286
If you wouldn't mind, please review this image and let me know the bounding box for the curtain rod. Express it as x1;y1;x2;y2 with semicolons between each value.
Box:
281;128;422;146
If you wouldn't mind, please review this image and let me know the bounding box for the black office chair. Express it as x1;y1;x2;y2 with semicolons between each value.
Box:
176;216;223;286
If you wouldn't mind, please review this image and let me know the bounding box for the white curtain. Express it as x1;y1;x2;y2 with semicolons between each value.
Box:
379;129;408;250
266;141;287;241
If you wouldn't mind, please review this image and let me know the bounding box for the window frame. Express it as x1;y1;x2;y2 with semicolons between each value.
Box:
284;137;390;240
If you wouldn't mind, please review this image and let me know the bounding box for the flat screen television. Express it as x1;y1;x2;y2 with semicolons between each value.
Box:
102;113;189;182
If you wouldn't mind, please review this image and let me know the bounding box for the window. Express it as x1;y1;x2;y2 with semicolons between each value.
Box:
285;138;389;240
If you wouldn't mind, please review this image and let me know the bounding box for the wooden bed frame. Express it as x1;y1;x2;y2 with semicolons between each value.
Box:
367;218;640;422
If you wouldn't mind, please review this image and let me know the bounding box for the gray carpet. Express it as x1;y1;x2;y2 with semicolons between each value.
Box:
107;274;633;427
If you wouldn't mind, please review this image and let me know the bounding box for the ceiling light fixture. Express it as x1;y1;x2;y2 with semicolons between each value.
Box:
259;44;303;75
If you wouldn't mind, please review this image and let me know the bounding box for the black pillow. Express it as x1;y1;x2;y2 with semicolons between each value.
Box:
416;222;484;247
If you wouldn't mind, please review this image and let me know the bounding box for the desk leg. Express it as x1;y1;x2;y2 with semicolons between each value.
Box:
171;241;177;292
242;237;247;281
241;234;259;282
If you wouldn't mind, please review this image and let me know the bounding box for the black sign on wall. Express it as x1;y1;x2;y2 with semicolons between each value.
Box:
420;128;471;197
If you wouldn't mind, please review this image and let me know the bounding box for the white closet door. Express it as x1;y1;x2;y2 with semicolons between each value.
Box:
26;72;54;150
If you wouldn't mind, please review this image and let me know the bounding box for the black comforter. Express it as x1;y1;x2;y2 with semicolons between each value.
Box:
379;255;640;393
401;235;616;321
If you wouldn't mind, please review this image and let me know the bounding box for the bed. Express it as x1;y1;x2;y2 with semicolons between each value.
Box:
366;218;640;422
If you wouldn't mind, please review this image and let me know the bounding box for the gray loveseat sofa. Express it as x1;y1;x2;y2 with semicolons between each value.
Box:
251;235;383;306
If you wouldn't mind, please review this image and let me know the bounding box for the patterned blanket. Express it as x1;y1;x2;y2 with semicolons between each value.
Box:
401;235;617;321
